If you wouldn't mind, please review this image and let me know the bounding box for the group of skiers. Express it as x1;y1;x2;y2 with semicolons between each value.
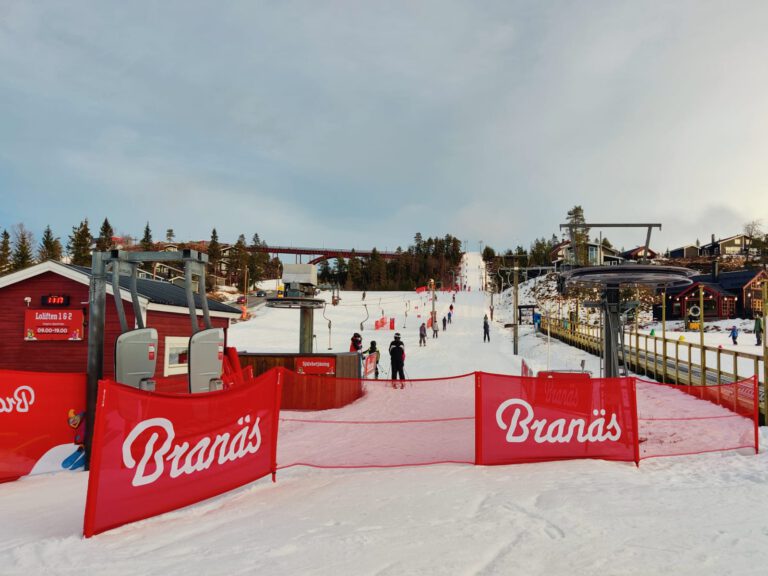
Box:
418;303;455;347
350;331;406;387
349;296;462;387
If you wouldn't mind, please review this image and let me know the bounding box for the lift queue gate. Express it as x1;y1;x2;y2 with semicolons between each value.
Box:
86;249;227;469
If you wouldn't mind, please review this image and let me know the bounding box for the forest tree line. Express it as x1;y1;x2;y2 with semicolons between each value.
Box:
0;220;464;292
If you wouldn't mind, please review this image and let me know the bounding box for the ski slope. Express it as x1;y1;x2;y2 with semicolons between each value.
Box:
2;253;768;575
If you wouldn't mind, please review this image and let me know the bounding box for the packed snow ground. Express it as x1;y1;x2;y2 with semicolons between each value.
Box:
3;252;768;575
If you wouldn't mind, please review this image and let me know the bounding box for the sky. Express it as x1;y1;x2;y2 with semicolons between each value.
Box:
2;1;768;254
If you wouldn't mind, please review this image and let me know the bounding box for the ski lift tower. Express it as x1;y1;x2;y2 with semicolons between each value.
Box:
557;223;695;378
266;264;325;353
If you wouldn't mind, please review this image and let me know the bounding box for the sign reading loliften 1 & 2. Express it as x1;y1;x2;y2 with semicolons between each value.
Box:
24;309;84;341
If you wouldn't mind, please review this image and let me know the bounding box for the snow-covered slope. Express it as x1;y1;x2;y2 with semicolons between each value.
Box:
2;253;767;575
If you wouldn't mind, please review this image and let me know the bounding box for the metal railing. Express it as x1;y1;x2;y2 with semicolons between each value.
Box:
540;315;768;420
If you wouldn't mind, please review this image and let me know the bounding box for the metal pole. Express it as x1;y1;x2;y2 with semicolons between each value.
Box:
700;285;706;386
513;264;519;355
604;284;620;378
299;307;314;353
85;251;107;470
762;280;767;423
662;287;667;383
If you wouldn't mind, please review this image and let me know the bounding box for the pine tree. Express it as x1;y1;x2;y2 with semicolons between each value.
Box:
38;225;63;262
0;229;11;275
207;228;222;286
11;224;34;271
166;228;175;243
141;222;153;251
566;206;590;265
229;234;250;287
68;219;93;267
96;218;114;251
247;233;269;286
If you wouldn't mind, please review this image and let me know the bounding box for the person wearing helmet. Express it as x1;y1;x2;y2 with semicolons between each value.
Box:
729;325;739;345
350;332;363;352
389;332;405;385
364;340;380;379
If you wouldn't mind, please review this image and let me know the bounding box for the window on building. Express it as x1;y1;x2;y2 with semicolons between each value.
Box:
164;336;189;376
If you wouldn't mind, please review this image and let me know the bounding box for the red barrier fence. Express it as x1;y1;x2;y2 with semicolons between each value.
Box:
0;370;86;482
83;368;282;537
521;359;534;377
0;366;757;537
476;372;639;465
636;377;758;460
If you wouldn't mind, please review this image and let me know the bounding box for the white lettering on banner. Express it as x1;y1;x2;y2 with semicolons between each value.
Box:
0;386;35;413
495;399;622;444
122;415;263;487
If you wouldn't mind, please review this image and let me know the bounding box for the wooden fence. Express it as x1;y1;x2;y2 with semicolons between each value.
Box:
237;352;363;410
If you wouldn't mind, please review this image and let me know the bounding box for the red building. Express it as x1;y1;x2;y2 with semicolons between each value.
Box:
0;261;240;393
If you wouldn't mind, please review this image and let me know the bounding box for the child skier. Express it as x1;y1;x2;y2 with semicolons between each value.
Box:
419;322;427;346
729;325;739;345
364;340;380;379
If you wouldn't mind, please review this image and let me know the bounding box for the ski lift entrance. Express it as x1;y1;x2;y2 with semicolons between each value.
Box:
86;249;227;467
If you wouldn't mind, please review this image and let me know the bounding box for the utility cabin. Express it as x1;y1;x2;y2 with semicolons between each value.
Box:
0;260;240;393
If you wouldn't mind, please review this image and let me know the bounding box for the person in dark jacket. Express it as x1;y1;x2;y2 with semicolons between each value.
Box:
419;322;427;347
350;332;363;352
483;315;490;342
364;340;380;379
729;326;739;345
755;314;763;346
442;316;447;331
389;333;405;386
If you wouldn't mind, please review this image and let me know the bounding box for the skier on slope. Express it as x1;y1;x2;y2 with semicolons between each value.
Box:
729;325;739;345
483;314;490;343
419;322;427;347
442;316;447;331
389;333;406;386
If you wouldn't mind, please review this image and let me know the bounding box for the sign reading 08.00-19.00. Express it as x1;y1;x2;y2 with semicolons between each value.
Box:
24;309;84;341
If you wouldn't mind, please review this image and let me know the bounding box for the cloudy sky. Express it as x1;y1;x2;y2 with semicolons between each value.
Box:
2;1;767;254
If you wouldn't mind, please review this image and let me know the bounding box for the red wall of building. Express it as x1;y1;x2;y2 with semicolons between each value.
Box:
0;272;230;392
148;310;230;393
0;272;134;375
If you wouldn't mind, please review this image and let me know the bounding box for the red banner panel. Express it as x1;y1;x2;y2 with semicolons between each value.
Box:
476;372;638;466
0;370;86;482
295;357;336;375
84;369;282;537
24;309;84;341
